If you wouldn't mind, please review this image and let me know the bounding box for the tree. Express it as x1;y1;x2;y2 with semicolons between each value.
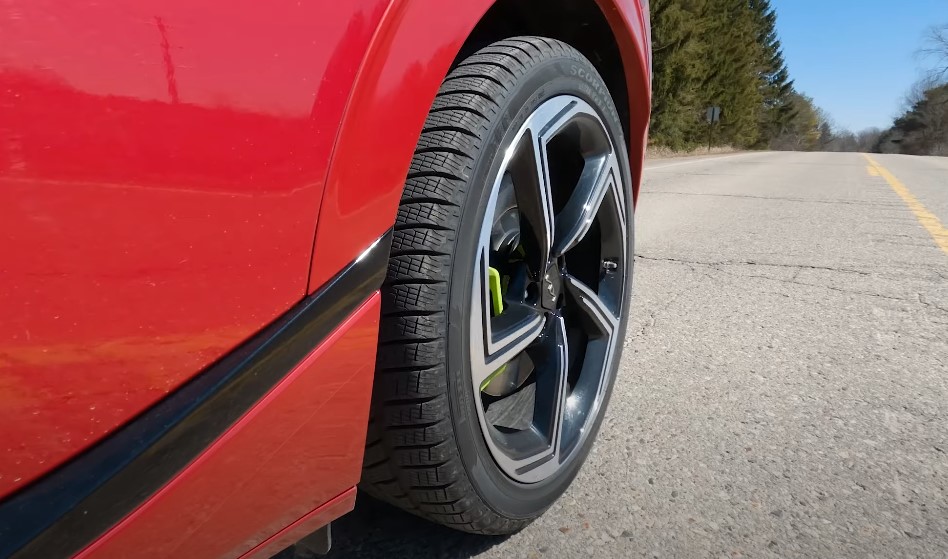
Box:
750;0;796;147
878;83;948;155
699;0;764;147
900;74;942;113
649;0;808;150
770;92;820;151
919;24;948;82
649;0;711;149
815;108;836;150
818;122;834;150
855;128;882;152
876;22;948;155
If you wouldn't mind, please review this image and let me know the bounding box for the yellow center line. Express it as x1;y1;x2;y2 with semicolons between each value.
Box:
864;154;948;256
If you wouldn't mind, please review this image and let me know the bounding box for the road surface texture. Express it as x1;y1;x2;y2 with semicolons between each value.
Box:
318;152;948;558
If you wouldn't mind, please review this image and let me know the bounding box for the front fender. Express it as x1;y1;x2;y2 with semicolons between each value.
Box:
307;0;496;291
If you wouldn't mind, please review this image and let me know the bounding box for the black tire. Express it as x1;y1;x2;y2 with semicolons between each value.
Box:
361;36;634;534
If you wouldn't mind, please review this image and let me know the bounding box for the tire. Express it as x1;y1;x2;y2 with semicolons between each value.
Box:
361;36;635;535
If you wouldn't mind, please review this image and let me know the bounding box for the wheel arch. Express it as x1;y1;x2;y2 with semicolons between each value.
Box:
308;0;650;292
457;0;652;207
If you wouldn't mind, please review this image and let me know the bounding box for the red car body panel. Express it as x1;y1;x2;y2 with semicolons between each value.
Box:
74;295;378;559
240;488;358;559
0;0;386;497
0;0;650;556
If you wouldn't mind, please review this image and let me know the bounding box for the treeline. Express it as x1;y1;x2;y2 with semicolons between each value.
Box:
650;4;947;155
876;26;948;156
877;83;947;155
650;0;822;151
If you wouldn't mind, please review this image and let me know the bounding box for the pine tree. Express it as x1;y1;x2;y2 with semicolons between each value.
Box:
698;0;763;147
648;0;803;150
750;0;796;146
649;0;709;149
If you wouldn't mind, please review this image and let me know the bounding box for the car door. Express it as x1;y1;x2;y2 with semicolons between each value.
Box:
0;0;386;498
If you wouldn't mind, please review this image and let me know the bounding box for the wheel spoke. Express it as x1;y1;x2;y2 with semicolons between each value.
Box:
506;96;592;266
507;130;554;267
552;153;619;257
563;274;620;335
470;250;545;387
471;313;545;388
534;313;569;460
484;312;569;480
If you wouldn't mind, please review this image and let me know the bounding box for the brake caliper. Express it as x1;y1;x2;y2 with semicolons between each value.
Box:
487;266;504;317
483;266;508;391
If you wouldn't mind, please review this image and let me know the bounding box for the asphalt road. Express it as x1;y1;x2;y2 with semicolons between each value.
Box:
322;152;948;559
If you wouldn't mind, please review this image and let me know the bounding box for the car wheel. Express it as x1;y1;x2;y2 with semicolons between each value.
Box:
361;36;634;534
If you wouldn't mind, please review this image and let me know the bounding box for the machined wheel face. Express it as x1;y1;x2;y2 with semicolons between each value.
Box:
470;96;628;484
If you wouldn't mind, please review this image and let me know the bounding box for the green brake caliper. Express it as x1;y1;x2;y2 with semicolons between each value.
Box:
480;267;507;391
487;267;505;317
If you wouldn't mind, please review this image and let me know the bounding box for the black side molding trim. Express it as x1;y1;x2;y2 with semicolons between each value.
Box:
0;230;392;559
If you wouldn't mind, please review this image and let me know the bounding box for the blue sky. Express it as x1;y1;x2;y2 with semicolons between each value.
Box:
772;0;948;132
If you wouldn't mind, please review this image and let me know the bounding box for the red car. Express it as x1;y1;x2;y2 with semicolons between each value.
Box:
0;1;651;557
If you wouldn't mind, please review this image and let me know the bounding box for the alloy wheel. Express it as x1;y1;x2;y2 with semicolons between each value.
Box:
470;95;629;484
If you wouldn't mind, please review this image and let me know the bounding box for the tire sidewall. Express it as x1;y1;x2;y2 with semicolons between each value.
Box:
445;55;635;519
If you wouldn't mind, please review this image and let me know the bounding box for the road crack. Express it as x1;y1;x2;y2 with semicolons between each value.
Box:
629;263;712;341
918;293;948;315
635;254;872;276
635;254;948;315
639;190;901;208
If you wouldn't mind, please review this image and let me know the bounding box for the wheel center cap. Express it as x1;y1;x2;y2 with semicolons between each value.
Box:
541;262;563;310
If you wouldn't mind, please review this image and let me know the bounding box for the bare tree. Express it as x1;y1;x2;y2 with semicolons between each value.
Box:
815;108;836;150
901;74;942;112
819;127;881;153
856;128;882;152
919;24;948;83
